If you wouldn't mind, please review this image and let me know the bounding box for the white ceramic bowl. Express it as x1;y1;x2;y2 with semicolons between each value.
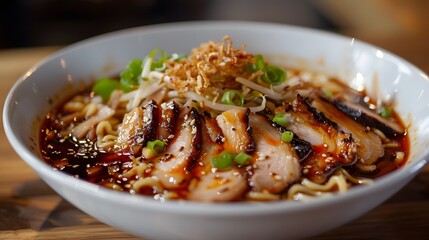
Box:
4;21;429;240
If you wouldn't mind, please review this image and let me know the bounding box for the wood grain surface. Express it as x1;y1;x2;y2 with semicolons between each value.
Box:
1;42;429;240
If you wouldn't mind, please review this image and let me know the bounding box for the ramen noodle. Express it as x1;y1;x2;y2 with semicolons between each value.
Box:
40;37;408;202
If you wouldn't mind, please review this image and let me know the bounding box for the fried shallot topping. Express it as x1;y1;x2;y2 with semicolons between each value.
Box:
164;36;256;94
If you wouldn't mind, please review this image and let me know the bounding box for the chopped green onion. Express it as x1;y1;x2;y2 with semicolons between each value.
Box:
262;65;286;85
244;54;286;85
221;90;244;106
234;152;252;165
211;151;234;169
92;77;119;102
244;63;257;73
323;90;333;98
255;54;266;70
244;54;265;73
380;106;392;118
120;59;143;92
146;140;165;154
281;131;294;142
147;49;168;72
272;114;289;127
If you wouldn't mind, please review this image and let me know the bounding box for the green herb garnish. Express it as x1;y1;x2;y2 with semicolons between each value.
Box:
92;77;119;102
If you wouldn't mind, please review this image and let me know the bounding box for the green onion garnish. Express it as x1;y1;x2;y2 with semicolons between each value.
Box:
92;77;119;102
147;49;168;72
146;140;165;154
244;54;265;73
234;152;252;165
211;151;234;169
221;90;244;106
380;106;392;118
272;114;289;127
255;54;266;70
120;59;143;92
281;131;294;142
262;65;286;85
244;54;286;85
323;90;333;98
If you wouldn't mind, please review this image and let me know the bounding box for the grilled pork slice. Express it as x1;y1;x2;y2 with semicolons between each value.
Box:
333;99;404;138
188;114;247;202
312;97;384;165
289;135;313;162
276;95;357;164
203;112;225;144
276;95;359;183
155;101;179;142
152;108;202;189
249;114;300;194
188;170;247;202
115;100;158;155
216;108;255;154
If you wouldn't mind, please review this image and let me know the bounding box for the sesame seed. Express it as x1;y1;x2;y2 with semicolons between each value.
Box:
303;169;309;174
273;175;283;181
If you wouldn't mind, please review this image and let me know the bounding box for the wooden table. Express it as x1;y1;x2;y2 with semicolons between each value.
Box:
1;45;429;240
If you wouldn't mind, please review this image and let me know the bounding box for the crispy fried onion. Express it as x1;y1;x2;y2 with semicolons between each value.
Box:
164;36;255;94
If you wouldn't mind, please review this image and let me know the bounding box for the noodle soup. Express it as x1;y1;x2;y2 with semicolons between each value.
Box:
40;37;408;202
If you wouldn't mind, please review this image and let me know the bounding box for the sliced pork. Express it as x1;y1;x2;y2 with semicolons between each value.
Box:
249;114;301;193
155;101;179;142
188;114;247;202
115;100;158;155
276;95;357;163
333;99;404;137
151;108;202;189
312;97;384;165
216;108;255;154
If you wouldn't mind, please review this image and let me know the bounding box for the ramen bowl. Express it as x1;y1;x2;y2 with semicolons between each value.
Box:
4;21;429;240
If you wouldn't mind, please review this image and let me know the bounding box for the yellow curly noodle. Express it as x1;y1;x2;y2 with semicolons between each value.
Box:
95;120;118;151
287;168;373;201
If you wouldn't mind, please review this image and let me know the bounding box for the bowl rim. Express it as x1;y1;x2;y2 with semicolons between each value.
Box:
3;20;429;216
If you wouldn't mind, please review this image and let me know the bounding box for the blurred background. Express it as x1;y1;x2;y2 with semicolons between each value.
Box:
0;0;428;69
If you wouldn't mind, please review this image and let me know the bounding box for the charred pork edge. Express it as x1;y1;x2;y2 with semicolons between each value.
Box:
158;101;180;141
185;108;202;172
202;111;225;144
141;100;159;147
333;99;403;137
243;108;256;154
